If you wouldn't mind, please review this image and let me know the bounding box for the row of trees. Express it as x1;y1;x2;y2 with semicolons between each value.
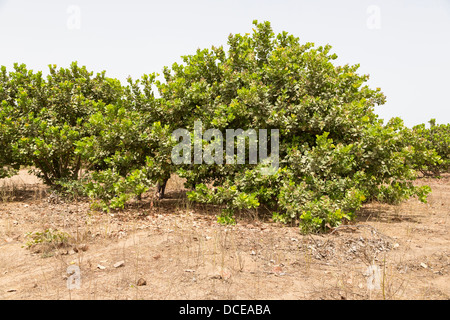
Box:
1;21;448;232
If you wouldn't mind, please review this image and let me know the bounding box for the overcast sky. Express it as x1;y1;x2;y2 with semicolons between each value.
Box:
0;0;449;127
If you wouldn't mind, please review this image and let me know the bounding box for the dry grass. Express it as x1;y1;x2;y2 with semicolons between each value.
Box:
0;171;449;300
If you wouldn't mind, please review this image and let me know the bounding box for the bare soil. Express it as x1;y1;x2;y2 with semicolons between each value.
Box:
0;170;449;300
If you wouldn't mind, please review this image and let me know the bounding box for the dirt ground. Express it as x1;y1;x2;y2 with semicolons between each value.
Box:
0;170;449;300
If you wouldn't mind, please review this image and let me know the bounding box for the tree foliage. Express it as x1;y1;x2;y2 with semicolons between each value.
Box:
172;20;435;232
409;119;449;176
0;20;447;232
0;62;122;184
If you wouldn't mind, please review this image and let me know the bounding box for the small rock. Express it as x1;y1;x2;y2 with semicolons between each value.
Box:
153;254;161;260
7;289;17;292
136;278;147;286
393;243;400;249
220;268;231;280
210;267;231;280
97;264;106;270
114;261;125;268
420;263;428;269
78;244;89;252
272;265;283;274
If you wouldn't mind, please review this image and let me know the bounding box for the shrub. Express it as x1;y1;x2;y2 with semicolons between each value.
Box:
74;77;176;210
409;119;449;176
177;21;432;232
0;21;445;233
0;62;123;186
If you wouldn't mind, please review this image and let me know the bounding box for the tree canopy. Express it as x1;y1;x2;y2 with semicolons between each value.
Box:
0;20;446;232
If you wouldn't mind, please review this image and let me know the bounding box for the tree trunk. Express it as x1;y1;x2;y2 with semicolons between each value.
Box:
155;178;168;200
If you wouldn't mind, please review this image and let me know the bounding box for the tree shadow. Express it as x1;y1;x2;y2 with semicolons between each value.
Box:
356;202;421;224
126;188;274;224
0;183;48;202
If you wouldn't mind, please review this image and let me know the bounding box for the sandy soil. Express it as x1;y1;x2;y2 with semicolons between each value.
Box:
0;170;448;300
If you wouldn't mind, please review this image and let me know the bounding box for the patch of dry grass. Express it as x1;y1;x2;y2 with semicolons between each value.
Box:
0;172;448;300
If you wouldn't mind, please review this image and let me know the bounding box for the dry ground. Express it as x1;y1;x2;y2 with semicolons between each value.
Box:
0;170;449;300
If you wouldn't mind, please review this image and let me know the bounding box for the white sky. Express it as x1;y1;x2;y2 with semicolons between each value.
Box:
0;0;449;127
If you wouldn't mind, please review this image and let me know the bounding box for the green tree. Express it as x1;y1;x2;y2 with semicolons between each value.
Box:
163;20;432;232
0;62;123;186
409;119;449;176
